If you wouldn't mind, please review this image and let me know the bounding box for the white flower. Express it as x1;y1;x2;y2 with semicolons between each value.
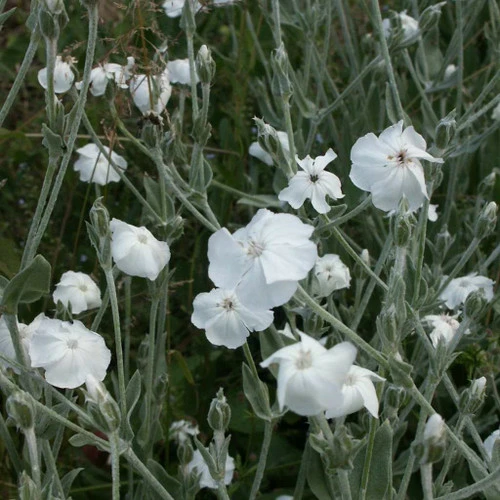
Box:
163;0;202;17
423;313;461;347
74;143;128;185
208;209;317;310
76;59;134;97
278;149;344;214
313;254;351;297
166;59;199;85
0;316;29;371
29;317;111;389
325;366;385;419
129;73;172;115
484;430;500;460
471;377;487;399
260;333;357;416
439;274;495;309
428;204;438;222
383;11;419;41
444;64;457;80
169;420;200;443
424;413;445;441
349;121;443;212
492;102;500;121
191;288;273;349
52;271;102;314
187;449;235;489
38;55;75;94
110;219;171;281
249;131;289;166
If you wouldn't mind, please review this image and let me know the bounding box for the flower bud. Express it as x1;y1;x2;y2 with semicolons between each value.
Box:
154;373;168;401
141;120;163;149
196;45;216;84
475;201;498;239
393;205;412;247
464;289;489;320
419;413;446;464
271;43;293;97
85;375;121;432
383;384;407;419
43;0;65;14
7;391;34;430
38;9;60;40
178;441;194;465
388;354;414;389
180;0;196;35
435;110;456;149
88;198;112;268
377;306;398;349
207;388;231;433
19;471;40;500
419;2;447;32
460;376;486;414
479;171;497;194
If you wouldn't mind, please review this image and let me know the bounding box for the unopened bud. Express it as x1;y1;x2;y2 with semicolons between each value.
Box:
88;198;112;268
141;120;163;149
419;2;446;32
388;354;414;389
460;376;487;414
43;0;65;14
475;201;497;239
419;413;446;464
434;225;454;260
393;204;412;247
196;45;216;84
435;110;456;149
464;289;489;320
377;306;398;348
178;441;194;465
38;9;60;40
207;388;231;433
19;471;40;500
7;391;34;430
271;43;293;97
180;0;196;35
85;375;121;432
154;373;168;401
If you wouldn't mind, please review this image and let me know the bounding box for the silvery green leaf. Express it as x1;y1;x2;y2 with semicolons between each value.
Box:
237;194;283;209
242;363;272;421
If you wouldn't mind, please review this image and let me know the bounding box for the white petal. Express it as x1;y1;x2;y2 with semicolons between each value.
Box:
309;185;331;214
248;142;273;165
205;310;249;349
378;121;404;151
278;174;313;209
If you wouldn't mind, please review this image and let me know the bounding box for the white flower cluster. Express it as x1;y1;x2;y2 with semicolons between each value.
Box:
192;209;317;348
0;314;111;389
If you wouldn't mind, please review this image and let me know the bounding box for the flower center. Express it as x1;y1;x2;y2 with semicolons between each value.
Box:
247;239;265;258
79;285;88;292
137;234;148;244
67;339;79;350
309;174;319;183
221;298;235;311
295;349;313;370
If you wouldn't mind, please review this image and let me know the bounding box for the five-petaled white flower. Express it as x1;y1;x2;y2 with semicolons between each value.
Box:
169;419;200;443
110;219;171;281
74;143;128;185
423;313;461;347
325;365;385;419
279;149;344;214
29;316;111;389
313;254;351;297
249;131;289;166
52;271;102;314
208;209;317;310
439;274;495;310
191;288;273;349
38;55;75;94
76;58;134;97
129;73;172;115
349;121;443;212
260;332;357;416
166;59;199;86
187;449;235;489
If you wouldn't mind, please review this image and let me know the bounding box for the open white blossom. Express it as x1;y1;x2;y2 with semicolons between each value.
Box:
169;420;200;443
484;430;500;460
423;314;461;347
166;59;199;86
349;121;443;212
325;366;385;419
261;333;357;416
382;11;419;41
0;316;29;371
187;449;235;489
163;0;202;17
313;254;351;297
208;209;317;310
110;219;171;281
249;131;289;166
76;58;134;96
129;73;172;114
191;287;273;349
74;144;127;185
52;271;101;314
29;317;111;389
439;274;495;309
279;149;344;214
38;56;75;94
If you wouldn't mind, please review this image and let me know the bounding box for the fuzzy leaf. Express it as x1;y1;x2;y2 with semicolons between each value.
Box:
242;363;272;421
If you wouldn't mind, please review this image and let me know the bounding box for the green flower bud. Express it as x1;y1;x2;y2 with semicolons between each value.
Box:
38;9;60;40
419;2;447;32
271;43;293;97
207;388;231;433
417;413;446;464
19;471;40;500
85;375;121;432
435;110;456;149
377;306;398;349
196;45;216;84
141;120;163;150
460;376;486;414
7;391;34;430
178;441;194;465
88;198;112;268
393;203;412;247
388;354;414;389
475;201;498;239
464;289;489;320
180;0;196;35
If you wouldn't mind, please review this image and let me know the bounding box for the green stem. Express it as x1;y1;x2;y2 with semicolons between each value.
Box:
42;440;64;498
434;466;500;500
44;37;57;128
316;196;372;235
104;268;127;419
370;0;405;121
455;0;464;117
25;427;41;490
281;93;297;177
359;416;378;500
249;420;273;500
338;469;353;500
296;285;388;368
243;342;259;379
421;463;434;500
186;32;199;119
110;430;121;500
0;27;41;128
293;440;310;499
